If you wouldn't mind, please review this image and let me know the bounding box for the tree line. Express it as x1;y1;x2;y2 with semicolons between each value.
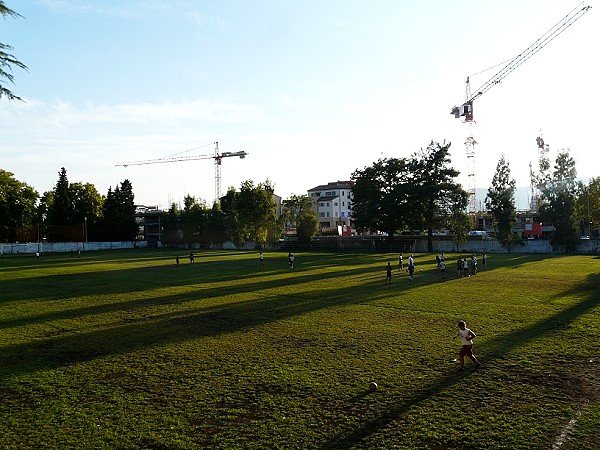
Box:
0;167;318;247
1;141;597;248
0;168;137;242
351;141;597;251
150;181;318;248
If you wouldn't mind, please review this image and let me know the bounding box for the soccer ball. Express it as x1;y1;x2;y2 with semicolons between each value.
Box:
369;381;378;391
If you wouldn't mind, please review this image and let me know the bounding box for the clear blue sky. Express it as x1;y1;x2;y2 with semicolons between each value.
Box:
1;0;598;209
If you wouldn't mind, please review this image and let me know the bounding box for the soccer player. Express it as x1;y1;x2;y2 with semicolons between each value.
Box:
386;262;392;284
455;320;481;371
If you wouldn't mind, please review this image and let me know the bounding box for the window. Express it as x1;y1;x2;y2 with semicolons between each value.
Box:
326;212;330;217
319;212;325;217
334;202;338;206
319;202;324;207
326;202;330;207
342;201;345;206
342;191;345;197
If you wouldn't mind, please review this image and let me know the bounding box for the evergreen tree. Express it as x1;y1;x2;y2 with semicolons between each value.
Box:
48;167;73;226
100;180;137;241
485;155;516;250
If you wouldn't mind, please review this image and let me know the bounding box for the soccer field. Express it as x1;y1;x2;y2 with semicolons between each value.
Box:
0;250;598;449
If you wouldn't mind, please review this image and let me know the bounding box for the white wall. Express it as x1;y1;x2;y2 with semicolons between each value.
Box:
0;241;145;255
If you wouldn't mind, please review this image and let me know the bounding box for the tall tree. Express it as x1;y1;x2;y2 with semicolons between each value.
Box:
70;182;103;240
37;191;53;225
410;141;467;252
575;178;600;238
537;150;579;249
1;2;27;101
448;201;472;251
221;186;241;246
181;194;207;246
100;180;138;241
48;167;73;226
237;180;279;248
351;157;412;237
485;155;516;250
161;202;183;245
204;203;226;245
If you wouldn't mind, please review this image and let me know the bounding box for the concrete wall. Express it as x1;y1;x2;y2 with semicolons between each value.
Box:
1;238;596;255
0;241;146;255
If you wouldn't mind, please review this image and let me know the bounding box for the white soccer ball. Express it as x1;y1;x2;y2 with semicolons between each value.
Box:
369;381;378;391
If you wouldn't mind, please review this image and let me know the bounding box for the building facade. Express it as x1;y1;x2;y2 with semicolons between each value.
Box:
307;181;354;235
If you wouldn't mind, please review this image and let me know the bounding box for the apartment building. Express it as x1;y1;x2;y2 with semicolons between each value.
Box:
307;181;354;234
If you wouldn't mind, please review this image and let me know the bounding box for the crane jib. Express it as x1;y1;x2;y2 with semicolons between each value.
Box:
450;3;591;122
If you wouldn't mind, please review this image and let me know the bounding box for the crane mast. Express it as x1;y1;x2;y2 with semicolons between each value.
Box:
115;142;248;205
450;2;591;212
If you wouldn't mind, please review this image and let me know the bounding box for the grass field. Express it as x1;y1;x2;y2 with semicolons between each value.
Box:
0;249;598;449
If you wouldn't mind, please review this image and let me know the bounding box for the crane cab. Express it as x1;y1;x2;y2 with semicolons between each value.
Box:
451;102;473;122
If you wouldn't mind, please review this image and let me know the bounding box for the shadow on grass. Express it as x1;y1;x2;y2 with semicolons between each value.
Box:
319;272;600;449
0;251;597;447
0;253;388;330
0;272;395;378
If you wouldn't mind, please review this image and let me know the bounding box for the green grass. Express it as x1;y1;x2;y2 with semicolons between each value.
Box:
0;250;598;449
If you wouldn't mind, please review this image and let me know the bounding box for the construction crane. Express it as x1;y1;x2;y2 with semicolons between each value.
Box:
450;2;591;212
115;142;248;204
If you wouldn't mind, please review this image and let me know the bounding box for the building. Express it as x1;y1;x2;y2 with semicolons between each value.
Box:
135;205;163;245
307;181;354;235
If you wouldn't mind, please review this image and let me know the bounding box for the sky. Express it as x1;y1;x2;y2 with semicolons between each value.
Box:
1;0;598;211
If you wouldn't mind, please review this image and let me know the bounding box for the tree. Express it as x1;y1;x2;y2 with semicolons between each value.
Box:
0;169;38;227
181;194;207;247
221;180;280;248
0;169;39;242
282;194;313;230
537;150;579;250
1;2;27;101
203;203;226;245
37;191;53;226
47;167;73;226
237;180;279;248
351;157;412;237
448;202;472;251
282;194;319;242
99;180;138;241
221;186;242;246
410;141;467;252
161;202;183;246
485;154;517;249
575;178;600;238
70;182;103;240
